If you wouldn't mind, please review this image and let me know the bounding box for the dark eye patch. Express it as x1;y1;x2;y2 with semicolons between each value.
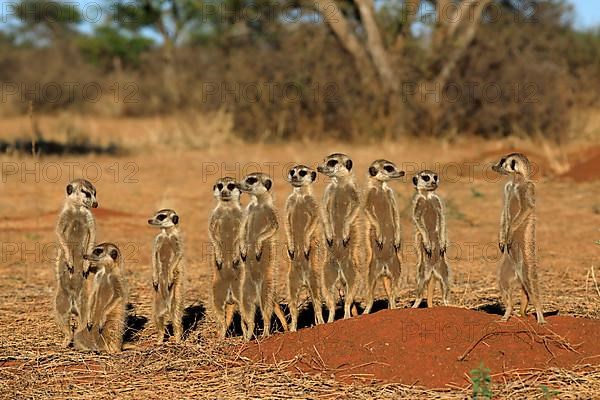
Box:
327;159;338;168
157;214;167;221
93;248;103;256
110;249;119;260
511;159;516;169
217;183;223;191
433;175;438;181
499;157;506;166
289;169;295;177
422;175;430;182
299;170;307;177
226;183;236;191
246;177;257;185
384;165;394;173
82;191;91;198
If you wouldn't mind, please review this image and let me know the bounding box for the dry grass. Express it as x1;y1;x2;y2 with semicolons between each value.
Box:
0;119;599;398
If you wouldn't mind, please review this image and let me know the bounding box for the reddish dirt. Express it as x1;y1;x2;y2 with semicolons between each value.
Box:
243;307;600;389
560;146;600;182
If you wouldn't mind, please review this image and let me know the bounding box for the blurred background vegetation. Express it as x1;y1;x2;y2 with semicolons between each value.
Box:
1;0;600;142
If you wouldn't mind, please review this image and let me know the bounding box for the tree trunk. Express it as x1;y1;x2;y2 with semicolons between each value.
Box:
355;0;398;92
312;0;378;88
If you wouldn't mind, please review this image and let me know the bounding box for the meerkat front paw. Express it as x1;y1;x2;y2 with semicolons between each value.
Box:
343;235;350;247
287;245;295;260
303;246;311;260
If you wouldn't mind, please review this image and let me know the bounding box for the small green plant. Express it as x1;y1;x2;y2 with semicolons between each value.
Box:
541;385;560;399
470;362;492;400
471;187;485;198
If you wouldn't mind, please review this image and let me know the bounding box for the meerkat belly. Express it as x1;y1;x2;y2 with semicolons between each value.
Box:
219;214;242;263
158;242;175;276
423;202;440;245
290;203;311;250
330;189;351;237
372;192;395;239
91;279;113;323
64;217;88;269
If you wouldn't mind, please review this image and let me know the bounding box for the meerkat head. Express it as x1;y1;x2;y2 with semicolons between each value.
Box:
287;164;317;188
83;242;121;272
148;209;179;229
66;179;98;209
368;159;405;182
239;172;273;196
492;153;531;179
212;177;241;203
317;153;353;178
413;170;439;192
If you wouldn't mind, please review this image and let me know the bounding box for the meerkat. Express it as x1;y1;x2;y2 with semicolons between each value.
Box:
316;153;362;322
363;160;405;314
492;153;545;324
54;178;98;347
74;242;126;353
238;172;288;340
209;177;244;338
411;170;451;308
284;165;325;331
148;209;185;343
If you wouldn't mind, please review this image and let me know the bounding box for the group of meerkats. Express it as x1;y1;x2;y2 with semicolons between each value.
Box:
53;152;544;352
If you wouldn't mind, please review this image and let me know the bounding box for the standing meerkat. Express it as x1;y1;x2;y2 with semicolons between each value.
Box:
55;178;98;347
239;173;288;340
363;160;405;314
317;153;362;322
74;242;126;353
411;170;451;308
284;165;325;331
209;177;244;338
148;209;185;343
492;153;545;324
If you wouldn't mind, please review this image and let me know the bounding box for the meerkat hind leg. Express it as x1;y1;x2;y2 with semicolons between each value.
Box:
436;259;451;306
363;266;379;315
308;272;324;325
383;275;397;310
520;288;529;318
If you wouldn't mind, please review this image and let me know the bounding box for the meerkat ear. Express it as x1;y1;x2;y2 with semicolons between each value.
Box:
369;166;378;177
213;185;216;191
311;171;317;181
265;179;272;191
66;184;73;195
345;159;353;171
110;249;119;261
172;215;179;225
412;176;418;186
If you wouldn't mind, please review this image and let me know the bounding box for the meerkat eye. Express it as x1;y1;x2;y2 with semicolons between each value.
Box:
384;165;394;173
157;214;167;221
422;175;430;182
226;183;236;191
82;190;91;198
289;169;295;177
246;177;257;185
433;175;438;182
327;159;338;168
299;170;307;177
216;183;224;191
93;248;103;256
511;159;517;169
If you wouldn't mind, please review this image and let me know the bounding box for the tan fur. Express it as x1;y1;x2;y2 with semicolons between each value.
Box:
74;243;126;353
493;153;545;324
363;160;405;314
209;177;244;338
148;209;185;343
317;153;362;322
284;165;324;331
54;179;98;348
411;171;451;308
239;173;288;340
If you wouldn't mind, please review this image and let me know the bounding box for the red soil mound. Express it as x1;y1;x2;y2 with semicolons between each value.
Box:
243;307;600;389
560;146;600;182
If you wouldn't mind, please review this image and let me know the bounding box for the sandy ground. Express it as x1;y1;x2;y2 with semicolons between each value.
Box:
0;127;599;398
